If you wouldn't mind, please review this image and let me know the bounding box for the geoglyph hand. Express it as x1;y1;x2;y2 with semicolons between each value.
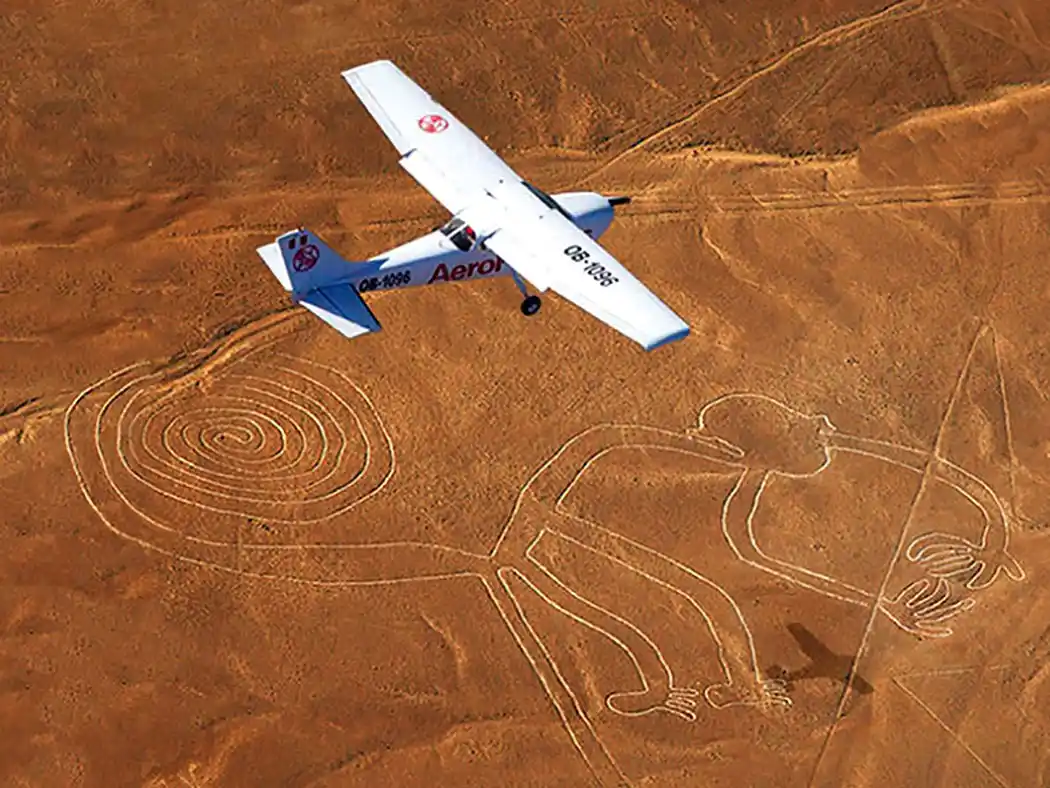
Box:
878;577;975;638
704;677;792;711
906;532;1025;590
606;685;701;722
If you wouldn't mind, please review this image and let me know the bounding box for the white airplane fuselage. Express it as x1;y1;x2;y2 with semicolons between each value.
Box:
336;191;616;295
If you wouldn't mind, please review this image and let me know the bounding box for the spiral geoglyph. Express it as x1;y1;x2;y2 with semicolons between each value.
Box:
63;317;396;580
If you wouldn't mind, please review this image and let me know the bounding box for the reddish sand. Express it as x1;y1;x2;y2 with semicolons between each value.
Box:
2;1;1050;786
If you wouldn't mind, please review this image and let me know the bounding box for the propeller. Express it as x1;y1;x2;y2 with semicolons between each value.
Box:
608;196;631;207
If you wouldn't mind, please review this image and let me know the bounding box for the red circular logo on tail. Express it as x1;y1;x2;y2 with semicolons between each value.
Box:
292;244;320;272
418;114;449;133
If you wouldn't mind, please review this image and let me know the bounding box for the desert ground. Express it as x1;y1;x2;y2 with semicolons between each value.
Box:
2;1;1050;786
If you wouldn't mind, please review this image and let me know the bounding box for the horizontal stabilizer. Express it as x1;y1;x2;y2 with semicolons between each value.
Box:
257;240;291;290
298;285;381;340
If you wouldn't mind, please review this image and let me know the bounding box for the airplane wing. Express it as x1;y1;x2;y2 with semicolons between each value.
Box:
340;60;560;291
341;60;516;215
477;210;690;351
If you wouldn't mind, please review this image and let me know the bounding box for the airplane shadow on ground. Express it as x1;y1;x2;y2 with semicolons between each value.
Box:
767;623;875;696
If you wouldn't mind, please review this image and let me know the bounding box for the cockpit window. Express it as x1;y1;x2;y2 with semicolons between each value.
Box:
439;217;464;236
439;216;477;252
522;180;574;221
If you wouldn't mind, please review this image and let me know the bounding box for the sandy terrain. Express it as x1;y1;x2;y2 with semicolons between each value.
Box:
3;1;1050;785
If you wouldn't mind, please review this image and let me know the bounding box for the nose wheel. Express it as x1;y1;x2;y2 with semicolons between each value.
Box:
520;295;542;316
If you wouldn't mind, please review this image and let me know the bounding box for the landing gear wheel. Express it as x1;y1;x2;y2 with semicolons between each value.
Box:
520;295;542;316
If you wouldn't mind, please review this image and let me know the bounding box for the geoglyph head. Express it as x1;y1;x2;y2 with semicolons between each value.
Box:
688;393;835;476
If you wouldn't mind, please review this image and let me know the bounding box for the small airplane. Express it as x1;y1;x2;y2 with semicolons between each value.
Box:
256;59;690;352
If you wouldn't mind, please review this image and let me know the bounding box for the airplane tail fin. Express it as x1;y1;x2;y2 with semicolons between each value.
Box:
256;227;360;296
256;228;382;340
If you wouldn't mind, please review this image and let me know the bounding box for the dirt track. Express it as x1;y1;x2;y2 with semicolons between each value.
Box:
3;1;1050;786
